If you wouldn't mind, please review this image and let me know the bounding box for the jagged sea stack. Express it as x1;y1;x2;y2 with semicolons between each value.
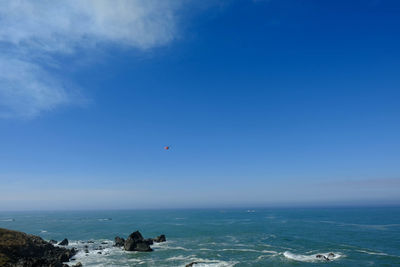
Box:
124;231;153;252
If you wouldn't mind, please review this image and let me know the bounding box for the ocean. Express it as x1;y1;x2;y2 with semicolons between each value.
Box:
1;207;399;266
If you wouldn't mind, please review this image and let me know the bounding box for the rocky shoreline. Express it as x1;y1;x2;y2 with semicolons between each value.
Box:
0;228;76;267
0;228;166;267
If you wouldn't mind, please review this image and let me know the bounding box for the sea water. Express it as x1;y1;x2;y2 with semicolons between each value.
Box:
1;207;399;266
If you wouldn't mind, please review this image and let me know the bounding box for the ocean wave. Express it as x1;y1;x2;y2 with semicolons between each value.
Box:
168;246;192;251
186;261;237;267
167;256;238;267
262;250;278;254
357;250;388;256
70;242;127;267
220;248;260;253
356;249;400;258
68;238;239;267
97;218;112;221
152;242;192;251
0;218;15;222
283;251;343;262
319;221;400;230
166;255;196;261
256;254;278;261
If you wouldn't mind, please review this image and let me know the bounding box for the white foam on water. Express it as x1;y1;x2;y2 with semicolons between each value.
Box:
262;250;278;254
157;245;192;251
188;259;238;267
357;250;391;256
165;222;186;226
169;246;192;251
220;248;260;253
260;244;273;248
166;255;196;261
97;218;112;221
152;241;193;252
167;256;238;267
65;239;241;266
256;254;274;261
283;251;343;262
188;262;237;267
65;239;129;267
0;219;15;222
233;243;250;247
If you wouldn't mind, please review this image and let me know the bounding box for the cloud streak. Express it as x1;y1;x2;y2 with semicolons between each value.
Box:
0;0;183;118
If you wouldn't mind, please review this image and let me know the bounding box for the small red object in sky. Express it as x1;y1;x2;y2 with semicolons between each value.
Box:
164;146;170;150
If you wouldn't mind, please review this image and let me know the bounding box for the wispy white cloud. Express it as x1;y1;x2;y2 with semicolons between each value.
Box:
0;56;73;118
0;0;183;118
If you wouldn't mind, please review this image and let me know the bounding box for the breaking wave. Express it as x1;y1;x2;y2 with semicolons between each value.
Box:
283;251;343;262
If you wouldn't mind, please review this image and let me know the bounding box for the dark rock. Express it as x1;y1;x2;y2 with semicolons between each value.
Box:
153;234;166;243
124;231;152;252
114;236;125;247
58;238;69;246
0;228;76;267
144;238;154;245
97;251;102;254
84;249;89;253
101;241;108;245
135;242;153;252
49;239;58;244
73;262;82;267
186;262;201;267
87;241;94;244
316;254;330;261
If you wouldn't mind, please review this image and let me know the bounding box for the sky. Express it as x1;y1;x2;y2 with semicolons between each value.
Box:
0;0;399;210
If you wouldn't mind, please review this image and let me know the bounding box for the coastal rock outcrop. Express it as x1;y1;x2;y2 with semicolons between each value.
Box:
186;262;205;267
114;236;125;247
114;231;166;252
0;228;76;267
124;231;153;252
153;234;166;243
316;253;336;261
58;238;69;246
144;238;154;245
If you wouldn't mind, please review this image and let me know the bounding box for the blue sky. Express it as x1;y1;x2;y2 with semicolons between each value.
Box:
0;0;399;210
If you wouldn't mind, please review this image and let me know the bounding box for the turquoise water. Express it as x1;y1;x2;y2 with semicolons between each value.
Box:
1;208;399;266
